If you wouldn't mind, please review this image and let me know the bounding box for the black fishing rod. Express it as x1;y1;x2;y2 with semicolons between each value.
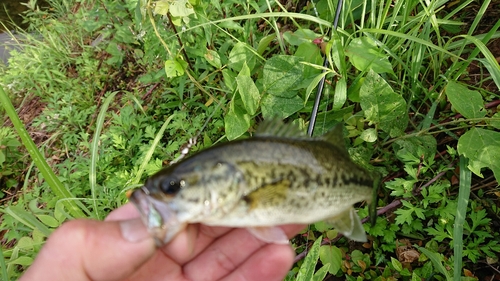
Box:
307;0;343;137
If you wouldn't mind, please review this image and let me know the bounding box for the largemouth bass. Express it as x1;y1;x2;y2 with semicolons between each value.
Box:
130;119;373;246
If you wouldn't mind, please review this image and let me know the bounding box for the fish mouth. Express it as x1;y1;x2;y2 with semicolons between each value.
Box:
129;187;180;246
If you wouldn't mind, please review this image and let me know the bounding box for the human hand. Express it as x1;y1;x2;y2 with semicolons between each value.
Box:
20;203;305;281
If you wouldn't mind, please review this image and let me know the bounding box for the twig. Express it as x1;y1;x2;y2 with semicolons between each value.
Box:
166;13;193;70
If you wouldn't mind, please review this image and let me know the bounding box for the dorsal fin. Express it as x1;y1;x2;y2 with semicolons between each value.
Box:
321;123;350;155
254;118;307;139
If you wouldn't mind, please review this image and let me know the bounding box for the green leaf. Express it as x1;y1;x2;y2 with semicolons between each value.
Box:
294;42;322;78
333;77;347;110
445;81;486;119
312;264;330;281
391;257;403;272
228;42;256;73
4;206;52;236
416;246;452;281
346;37;393;74
282;29;318;46
490;113;500;129
169;0;194;17
36;214;60;228
7;256;33;266
204;49;221;69
393;135;437;163
263;55;304;98
0;247;8;281
457;127;500;182
453;156;471;281
296;236;322;281
261;94;303;119
165;58;187;78
360;70;408;137
319;245;342;275
236;62;261;115
359;128;377;142
224;101;250;140
154;0;170;15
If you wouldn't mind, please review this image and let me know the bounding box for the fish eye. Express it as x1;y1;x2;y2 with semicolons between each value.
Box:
160;179;183;194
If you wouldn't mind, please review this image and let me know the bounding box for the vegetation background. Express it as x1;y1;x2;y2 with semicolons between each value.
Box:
0;0;499;280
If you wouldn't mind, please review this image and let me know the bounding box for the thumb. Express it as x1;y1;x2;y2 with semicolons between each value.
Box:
21;218;156;281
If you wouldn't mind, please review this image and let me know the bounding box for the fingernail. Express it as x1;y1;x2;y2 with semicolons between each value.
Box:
119;218;151;243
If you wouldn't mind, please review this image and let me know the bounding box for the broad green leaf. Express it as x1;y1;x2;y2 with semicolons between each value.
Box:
491;113;500;129
296;236;322;281
304;71;328;105
7;256;33;266
294;42;322;78
36;214;60;228
333;76;347;110
457;127;500;182
218;20;244;33
16;237;35;251
282;29;318;46
346;37;393;74
154;0;170;15
391;257;403;272
312;264;330;281
261;94;303;119
204;49;221;69
319;245;342;275
257;34;276;55
360;70;408;137
224;101;250;140
236;62;261;115
445;81;486;119
393;135;437;163
165;58;187;78
359;128;377;142
169;0;194;17
263;55;304;98
228;42;256;73
222;69;237;91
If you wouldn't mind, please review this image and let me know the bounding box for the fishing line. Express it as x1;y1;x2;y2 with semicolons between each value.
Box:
307;0;343;137
302;0;344;249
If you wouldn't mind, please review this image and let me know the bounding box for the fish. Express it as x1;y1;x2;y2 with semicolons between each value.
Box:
129;119;374;246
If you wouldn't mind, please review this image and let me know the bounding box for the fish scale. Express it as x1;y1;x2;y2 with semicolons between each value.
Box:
130;120;374;245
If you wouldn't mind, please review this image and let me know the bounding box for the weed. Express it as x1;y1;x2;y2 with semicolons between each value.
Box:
1;0;499;280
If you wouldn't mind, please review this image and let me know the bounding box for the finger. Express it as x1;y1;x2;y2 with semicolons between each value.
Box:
159;224;232;264
183;224;305;281
20;219;156;281
105;202;140;221
221;243;295;281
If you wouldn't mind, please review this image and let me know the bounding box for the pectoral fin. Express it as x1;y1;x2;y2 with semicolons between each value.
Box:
325;207;367;242
247;226;289;244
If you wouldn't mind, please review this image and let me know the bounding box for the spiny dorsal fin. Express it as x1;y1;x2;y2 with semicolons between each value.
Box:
254;118;307;139
321;123;349;154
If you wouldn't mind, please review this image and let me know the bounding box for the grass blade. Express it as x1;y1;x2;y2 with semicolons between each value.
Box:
133;113;177;185
453;156;471;280
0;85;87;218
0;247;8;281
90;91;118;220
3;206;52;237
417;246;452;281
296;236;322;281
